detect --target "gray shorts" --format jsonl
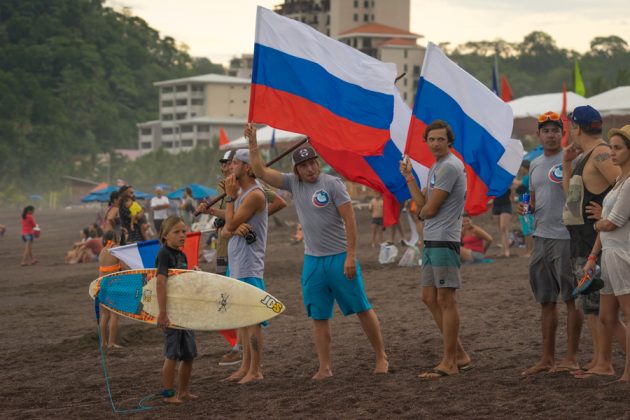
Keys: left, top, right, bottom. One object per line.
{"left": 421, "top": 241, "right": 461, "bottom": 289}
{"left": 529, "top": 237, "right": 574, "bottom": 304}
{"left": 164, "top": 328, "right": 197, "bottom": 361}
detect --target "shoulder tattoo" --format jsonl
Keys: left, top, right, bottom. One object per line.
{"left": 594, "top": 152, "right": 610, "bottom": 163}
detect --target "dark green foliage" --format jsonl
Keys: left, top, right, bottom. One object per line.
{"left": 0, "top": 0, "right": 224, "bottom": 191}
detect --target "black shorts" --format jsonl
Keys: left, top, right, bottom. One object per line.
{"left": 492, "top": 202, "right": 512, "bottom": 215}
{"left": 371, "top": 217, "right": 383, "bottom": 226}
{"left": 164, "top": 328, "right": 197, "bottom": 361}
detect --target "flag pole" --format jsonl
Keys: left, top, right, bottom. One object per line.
{"left": 195, "top": 136, "right": 309, "bottom": 214}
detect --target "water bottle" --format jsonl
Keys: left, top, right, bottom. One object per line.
{"left": 519, "top": 193, "right": 534, "bottom": 236}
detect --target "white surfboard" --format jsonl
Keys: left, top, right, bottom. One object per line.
{"left": 89, "top": 269, "right": 285, "bottom": 331}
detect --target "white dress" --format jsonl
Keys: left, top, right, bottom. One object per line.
{"left": 600, "top": 177, "right": 630, "bottom": 296}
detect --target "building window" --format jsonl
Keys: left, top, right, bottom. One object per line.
{"left": 181, "top": 126, "right": 193, "bottom": 133}
{"left": 161, "top": 86, "right": 173, "bottom": 94}
{"left": 364, "top": 0, "right": 369, "bottom": 7}
{"left": 162, "top": 128, "right": 173, "bottom": 135}
{"left": 230, "top": 99, "right": 234, "bottom": 103}
{"left": 198, "top": 125, "right": 210, "bottom": 132}
{"left": 175, "top": 85, "right": 187, "bottom": 92}
{"left": 191, "top": 98, "right": 203, "bottom": 106}
{"left": 161, "top": 100, "right": 173, "bottom": 107}
{"left": 404, "top": 49, "right": 408, "bottom": 59}
{"left": 404, "top": 63, "right": 408, "bottom": 72}
{"left": 363, "top": 14, "right": 368, "bottom": 22}
{"left": 404, "top": 92, "right": 407, "bottom": 101}
{"left": 191, "top": 85, "right": 203, "bottom": 92}
{"left": 403, "top": 78, "right": 407, "bottom": 86}
{"left": 353, "top": 0, "right": 358, "bottom": 7}
{"left": 141, "top": 128, "right": 152, "bottom": 135}
{"left": 175, "top": 99, "right": 187, "bottom": 106}
{"left": 413, "top": 65, "right": 421, "bottom": 76}
{"left": 162, "top": 141, "right": 173, "bottom": 148}
{"left": 197, "top": 139, "right": 209, "bottom": 147}
{"left": 353, "top": 13, "right": 358, "bottom": 21}
{"left": 162, "top": 114, "right": 173, "bottom": 121}
{"left": 371, "top": 14, "right": 374, "bottom": 21}
{"left": 182, "top": 140, "right": 193, "bottom": 147}
{"left": 176, "top": 113, "right": 186, "bottom": 120}
{"left": 141, "top": 142, "right": 152, "bottom": 149}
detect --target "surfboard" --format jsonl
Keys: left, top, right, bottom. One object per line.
{"left": 89, "top": 269, "right": 285, "bottom": 331}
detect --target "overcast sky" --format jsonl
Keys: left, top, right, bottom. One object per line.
{"left": 106, "top": 0, "right": 629, "bottom": 65}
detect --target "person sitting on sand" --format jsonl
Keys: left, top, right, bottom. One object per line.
{"left": 98, "top": 231, "right": 126, "bottom": 350}
{"left": 460, "top": 214, "right": 493, "bottom": 264}
{"left": 520, "top": 111, "right": 582, "bottom": 375}
{"left": 65, "top": 227, "right": 102, "bottom": 264}
{"left": 246, "top": 124, "right": 388, "bottom": 379}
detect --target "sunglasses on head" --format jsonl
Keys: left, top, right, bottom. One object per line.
{"left": 538, "top": 112, "right": 561, "bottom": 123}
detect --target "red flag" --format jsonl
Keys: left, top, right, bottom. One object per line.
{"left": 219, "top": 127, "right": 230, "bottom": 146}
{"left": 182, "top": 231, "right": 201, "bottom": 268}
{"left": 500, "top": 75, "right": 513, "bottom": 102}
{"left": 561, "top": 82, "right": 570, "bottom": 147}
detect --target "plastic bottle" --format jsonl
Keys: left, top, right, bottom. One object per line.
{"left": 519, "top": 193, "right": 534, "bottom": 236}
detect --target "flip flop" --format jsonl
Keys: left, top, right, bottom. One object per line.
{"left": 419, "top": 369, "right": 452, "bottom": 379}
{"left": 458, "top": 364, "right": 474, "bottom": 372}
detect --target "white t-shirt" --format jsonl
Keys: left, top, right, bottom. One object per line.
{"left": 150, "top": 196, "right": 170, "bottom": 220}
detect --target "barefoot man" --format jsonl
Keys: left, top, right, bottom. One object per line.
{"left": 401, "top": 120, "right": 471, "bottom": 378}
{"left": 245, "top": 124, "right": 388, "bottom": 379}
{"left": 521, "top": 111, "right": 583, "bottom": 375}
{"left": 221, "top": 149, "right": 269, "bottom": 384}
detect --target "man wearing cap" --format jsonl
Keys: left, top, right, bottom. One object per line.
{"left": 150, "top": 187, "right": 170, "bottom": 234}
{"left": 218, "top": 148, "right": 269, "bottom": 384}
{"left": 245, "top": 124, "right": 388, "bottom": 379}
{"left": 521, "top": 111, "right": 582, "bottom": 375}
{"left": 198, "top": 149, "right": 286, "bottom": 367}
{"left": 562, "top": 105, "right": 624, "bottom": 377}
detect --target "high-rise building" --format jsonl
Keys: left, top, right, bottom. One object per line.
{"left": 137, "top": 74, "right": 250, "bottom": 155}
{"left": 275, "top": 0, "right": 424, "bottom": 106}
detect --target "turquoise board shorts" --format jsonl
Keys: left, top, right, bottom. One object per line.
{"left": 301, "top": 252, "right": 372, "bottom": 320}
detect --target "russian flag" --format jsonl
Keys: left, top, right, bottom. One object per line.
{"left": 249, "top": 6, "right": 397, "bottom": 156}
{"left": 313, "top": 90, "right": 429, "bottom": 226}
{"left": 405, "top": 43, "right": 523, "bottom": 215}
{"left": 109, "top": 232, "right": 201, "bottom": 269}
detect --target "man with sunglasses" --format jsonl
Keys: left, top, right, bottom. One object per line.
{"left": 562, "top": 105, "right": 624, "bottom": 377}
{"left": 521, "top": 111, "right": 583, "bottom": 375}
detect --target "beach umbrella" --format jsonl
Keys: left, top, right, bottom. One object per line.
{"left": 167, "top": 184, "right": 218, "bottom": 200}
{"left": 81, "top": 193, "right": 111, "bottom": 203}
{"left": 523, "top": 145, "right": 543, "bottom": 163}
{"left": 154, "top": 183, "right": 172, "bottom": 191}
{"left": 134, "top": 190, "right": 153, "bottom": 200}
{"left": 90, "top": 185, "right": 118, "bottom": 196}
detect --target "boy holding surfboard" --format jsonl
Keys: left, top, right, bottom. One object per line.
{"left": 156, "top": 216, "right": 198, "bottom": 403}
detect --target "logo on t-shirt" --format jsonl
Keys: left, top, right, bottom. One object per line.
{"left": 429, "top": 173, "right": 436, "bottom": 188}
{"left": 548, "top": 163, "right": 563, "bottom": 183}
{"left": 312, "top": 189, "right": 330, "bottom": 207}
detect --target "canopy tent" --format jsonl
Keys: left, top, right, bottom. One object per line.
{"left": 81, "top": 185, "right": 152, "bottom": 202}
{"left": 588, "top": 86, "right": 630, "bottom": 116}
{"left": 221, "top": 125, "right": 306, "bottom": 150}
{"left": 509, "top": 92, "right": 589, "bottom": 118}
{"left": 167, "top": 184, "right": 218, "bottom": 200}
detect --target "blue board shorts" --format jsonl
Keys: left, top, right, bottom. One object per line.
{"left": 301, "top": 252, "right": 371, "bottom": 320}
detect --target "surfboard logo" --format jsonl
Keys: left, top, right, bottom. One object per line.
{"left": 142, "top": 290, "right": 152, "bottom": 303}
{"left": 261, "top": 294, "right": 283, "bottom": 313}
{"left": 312, "top": 189, "right": 330, "bottom": 207}
{"left": 218, "top": 293, "right": 229, "bottom": 312}
{"left": 548, "top": 163, "right": 563, "bottom": 183}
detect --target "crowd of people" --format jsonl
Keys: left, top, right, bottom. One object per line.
{"left": 13, "top": 108, "right": 630, "bottom": 403}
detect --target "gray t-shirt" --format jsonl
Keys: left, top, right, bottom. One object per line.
{"left": 529, "top": 152, "right": 570, "bottom": 240}
{"left": 281, "top": 173, "right": 351, "bottom": 256}
{"left": 423, "top": 153, "right": 467, "bottom": 242}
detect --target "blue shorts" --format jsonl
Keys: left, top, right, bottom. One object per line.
{"left": 301, "top": 252, "right": 372, "bottom": 320}
{"left": 22, "top": 234, "right": 34, "bottom": 242}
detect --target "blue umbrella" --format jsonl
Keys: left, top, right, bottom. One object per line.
{"left": 90, "top": 185, "right": 119, "bottom": 196}
{"left": 134, "top": 190, "right": 153, "bottom": 200}
{"left": 523, "top": 145, "right": 543, "bottom": 163}
{"left": 29, "top": 194, "right": 44, "bottom": 201}
{"left": 167, "top": 183, "right": 218, "bottom": 200}
{"left": 81, "top": 193, "right": 111, "bottom": 203}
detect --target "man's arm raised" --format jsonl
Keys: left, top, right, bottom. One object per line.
{"left": 245, "top": 124, "right": 285, "bottom": 189}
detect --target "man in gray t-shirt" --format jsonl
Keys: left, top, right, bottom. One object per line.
{"left": 245, "top": 124, "right": 388, "bottom": 379}
{"left": 519, "top": 112, "right": 581, "bottom": 376}
{"left": 401, "top": 120, "right": 470, "bottom": 378}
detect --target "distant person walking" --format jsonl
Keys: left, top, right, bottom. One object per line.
{"left": 368, "top": 195, "right": 384, "bottom": 247}
{"left": 180, "top": 187, "right": 196, "bottom": 228}
{"left": 20, "top": 205, "right": 38, "bottom": 266}
{"left": 103, "top": 191, "right": 121, "bottom": 235}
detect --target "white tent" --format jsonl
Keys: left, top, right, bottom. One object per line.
{"left": 588, "top": 86, "right": 630, "bottom": 116}
{"left": 220, "top": 125, "right": 306, "bottom": 150}
{"left": 509, "top": 92, "right": 589, "bottom": 118}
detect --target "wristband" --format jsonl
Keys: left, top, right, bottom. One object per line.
{"left": 405, "top": 177, "right": 415, "bottom": 183}
{"left": 587, "top": 254, "right": 597, "bottom": 262}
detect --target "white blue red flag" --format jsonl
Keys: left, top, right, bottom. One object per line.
{"left": 249, "top": 6, "right": 397, "bottom": 156}
{"left": 405, "top": 43, "right": 523, "bottom": 215}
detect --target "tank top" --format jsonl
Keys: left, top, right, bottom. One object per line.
{"left": 227, "top": 184, "right": 268, "bottom": 279}
{"left": 462, "top": 235, "right": 485, "bottom": 253}
{"left": 564, "top": 145, "right": 612, "bottom": 258}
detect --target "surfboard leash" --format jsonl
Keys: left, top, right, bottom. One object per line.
{"left": 94, "top": 297, "right": 158, "bottom": 414}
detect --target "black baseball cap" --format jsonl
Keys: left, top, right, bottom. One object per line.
{"left": 219, "top": 150, "right": 236, "bottom": 163}
{"left": 292, "top": 145, "right": 318, "bottom": 166}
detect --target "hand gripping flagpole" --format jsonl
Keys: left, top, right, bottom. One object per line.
{"left": 194, "top": 136, "right": 309, "bottom": 216}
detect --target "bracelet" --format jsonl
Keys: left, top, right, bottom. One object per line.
{"left": 405, "top": 177, "right": 415, "bottom": 183}
{"left": 587, "top": 254, "right": 597, "bottom": 262}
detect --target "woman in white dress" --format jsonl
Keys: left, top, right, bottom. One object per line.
{"left": 584, "top": 125, "right": 630, "bottom": 381}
